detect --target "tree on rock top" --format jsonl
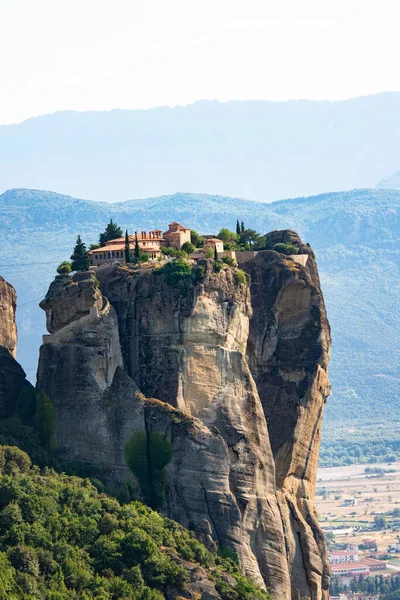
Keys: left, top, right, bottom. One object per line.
{"left": 70, "top": 235, "right": 90, "bottom": 271}
{"left": 99, "top": 219, "right": 122, "bottom": 246}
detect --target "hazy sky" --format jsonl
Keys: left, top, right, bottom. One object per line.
{"left": 1, "top": 0, "right": 400, "bottom": 124}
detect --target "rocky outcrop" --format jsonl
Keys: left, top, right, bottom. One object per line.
{"left": 37, "top": 272, "right": 123, "bottom": 467}
{"left": 0, "top": 275, "right": 17, "bottom": 357}
{"left": 37, "top": 233, "right": 331, "bottom": 600}
{"left": 0, "top": 275, "right": 34, "bottom": 418}
{"left": 238, "top": 231, "right": 331, "bottom": 599}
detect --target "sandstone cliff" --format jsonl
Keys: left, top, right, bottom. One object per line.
{"left": 37, "top": 233, "right": 331, "bottom": 600}
{"left": 0, "top": 275, "right": 17, "bottom": 357}
{"left": 0, "top": 275, "right": 34, "bottom": 419}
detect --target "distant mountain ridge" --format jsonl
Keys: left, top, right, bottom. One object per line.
{"left": 3, "top": 93, "right": 400, "bottom": 202}
{"left": 1, "top": 186, "right": 400, "bottom": 432}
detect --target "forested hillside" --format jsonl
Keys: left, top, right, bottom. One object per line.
{"left": 0, "top": 446, "right": 267, "bottom": 599}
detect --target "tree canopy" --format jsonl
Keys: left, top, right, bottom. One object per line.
{"left": 99, "top": 219, "right": 123, "bottom": 246}
{"left": 0, "top": 445, "right": 269, "bottom": 600}
{"left": 70, "top": 236, "right": 90, "bottom": 272}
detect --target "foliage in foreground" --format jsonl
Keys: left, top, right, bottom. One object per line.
{"left": 0, "top": 446, "right": 269, "bottom": 600}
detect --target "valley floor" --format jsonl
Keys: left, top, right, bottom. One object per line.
{"left": 316, "top": 460, "right": 400, "bottom": 561}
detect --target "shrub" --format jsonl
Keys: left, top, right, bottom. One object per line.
{"left": 205, "top": 249, "right": 214, "bottom": 259}
{"left": 222, "top": 256, "right": 236, "bottom": 267}
{"left": 193, "top": 264, "right": 206, "bottom": 282}
{"left": 155, "top": 259, "right": 192, "bottom": 286}
{"left": 214, "top": 261, "right": 223, "bottom": 272}
{"left": 56, "top": 261, "right": 72, "bottom": 276}
{"left": 0, "top": 446, "right": 31, "bottom": 476}
{"left": 161, "top": 246, "right": 178, "bottom": 257}
{"left": 233, "top": 269, "right": 247, "bottom": 285}
{"left": 181, "top": 241, "right": 196, "bottom": 255}
{"left": 140, "top": 252, "right": 149, "bottom": 263}
{"left": 272, "top": 242, "right": 299, "bottom": 255}
{"left": 9, "top": 545, "right": 40, "bottom": 577}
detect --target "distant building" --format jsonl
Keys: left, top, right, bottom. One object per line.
{"left": 163, "top": 222, "right": 191, "bottom": 249}
{"left": 89, "top": 222, "right": 191, "bottom": 265}
{"left": 330, "top": 562, "right": 370, "bottom": 577}
{"left": 203, "top": 238, "right": 224, "bottom": 256}
{"left": 329, "top": 550, "right": 360, "bottom": 564}
{"left": 362, "top": 539, "right": 377, "bottom": 549}
{"left": 362, "top": 558, "right": 387, "bottom": 571}
{"left": 343, "top": 498, "right": 358, "bottom": 506}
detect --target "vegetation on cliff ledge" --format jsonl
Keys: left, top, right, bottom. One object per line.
{"left": 0, "top": 446, "right": 270, "bottom": 600}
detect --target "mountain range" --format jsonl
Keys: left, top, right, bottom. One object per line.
{"left": 3, "top": 93, "right": 400, "bottom": 202}
{"left": 1, "top": 186, "right": 400, "bottom": 436}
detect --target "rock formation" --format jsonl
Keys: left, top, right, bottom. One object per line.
{"left": 0, "top": 275, "right": 17, "bottom": 357}
{"left": 0, "top": 276, "right": 34, "bottom": 419}
{"left": 37, "top": 232, "right": 331, "bottom": 600}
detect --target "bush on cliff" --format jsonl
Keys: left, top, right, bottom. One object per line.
{"left": 155, "top": 259, "right": 192, "bottom": 285}
{"left": 0, "top": 446, "right": 270, "bottom": 600}
{"left": 233, "top": 269, "right": 248, "bottom": 285}
{"left": 272, "top": 242, "right": 299, "bottom": 255}
{"left": 56, "top": 261, "right": 72, "bottom": 276}
{"left": 124, "top": 432, "right": 173, "bottom": 509}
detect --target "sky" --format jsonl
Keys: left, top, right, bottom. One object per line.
{"left": 1, "top": 0, "right": 400, "bottom": 124}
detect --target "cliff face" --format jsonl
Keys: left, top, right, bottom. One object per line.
{"left": 37, "top": 234, "right": 331, "bottom": 600}
{"left": 0, "top": 275, "right": 17, "bottom": 358}
{"left": 238, "top": 231, "right": 331, "bottom": 598}
{"left": 0, "top": 275, "right": 34, "bottom": 419}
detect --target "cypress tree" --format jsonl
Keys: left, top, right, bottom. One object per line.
{"left": 35, "top": 390, "right": 56, "bottom": 452}
{"left": 70, "top": 235, "right": 90, "bottom": 271}
{"left": 236, "top": 220, "right": 241, "bottom": 236}
{"left": 134, "top": 234, "right": 141, "bottom": 262}
{"left": 99, "top": 219, "right": 123, "bottom": 246}
{"left": 124, "top": 230, "right": 130, "bottom": 264}
{"left": 214, "top": 246, "right": 218, "bottom": 261}
{"left": 241, "top": 221, "right": 245, "bottom": 233}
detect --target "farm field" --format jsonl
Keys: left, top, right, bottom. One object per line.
{"left": 316, "top": 461, "right": 400, "bottom": 558}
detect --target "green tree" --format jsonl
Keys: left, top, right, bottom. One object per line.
{"left": 124, "top": 431, "right": 173, "bottom": 509}
{"left": 70, "top": 236, "right": 90, "bottom": 272}
{"left": 124, "top": 230, "right": 130, "bottom": 264}
{"left": 190, "top": 230, "right": 203, "bottom": 248}
{"left": 214, "top": 246, "right": 218, "bottom": 261}
{"left": 134, "top": 235, "right": 141, "bottom": 262}
{"left": 35, "top": 391, "right": 56, "bottom": 453}
{"left": 181, "top": 241, "right": 196, "bottom": 255}
{"left": 241, "top": 221, "right": 245, "bottom": 233}
{"left": 99, "top": 219, "right": 123, "bottom": 246}
{"left": 374, "top": 515, "right": 387, "bottom": 529}
{"left": 240, "top": 228, "right": 261, "bottom": 250}
{"left": 17, "top": 387, "right": 36, "bottom": 427}
{"left": 236, "top": 220, "right": 241, "bottom": 236}
{"left": 56, "top": 261, "right": 72, "bottom": 276}
{"left": 217, "top": 228, "right": 237, "bottom": 243}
